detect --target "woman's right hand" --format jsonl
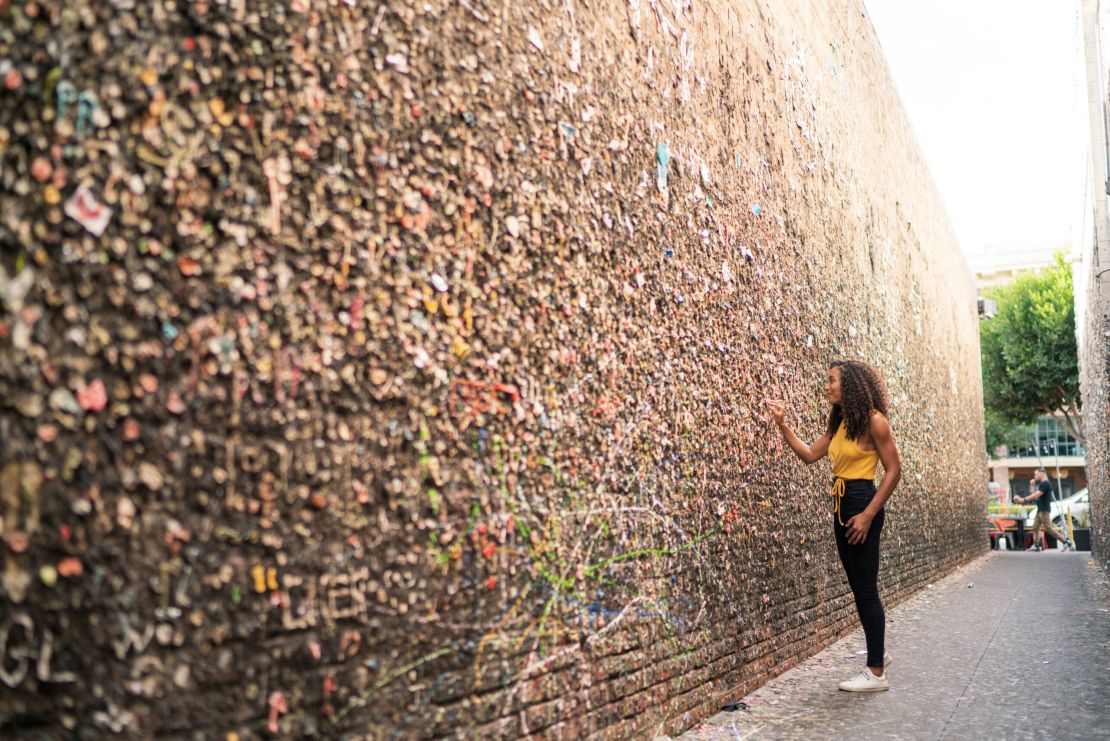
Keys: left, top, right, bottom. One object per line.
{"left": 763, "top": 399, "right": 786, "bottom": 425}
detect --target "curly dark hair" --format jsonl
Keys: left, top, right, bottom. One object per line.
{"left": 825, "top": 360, "right": 889, "bottom": 440}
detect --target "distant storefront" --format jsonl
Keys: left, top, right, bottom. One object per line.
{"left": 987, "top": 415, "right": 1087, "bottom": 502}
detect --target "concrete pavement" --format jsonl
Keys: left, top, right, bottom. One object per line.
{"left": 680, "top": 551, "right": 1110, "bottom": 741}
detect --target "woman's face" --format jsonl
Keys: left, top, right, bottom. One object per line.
{"left": 826, "top": 365, "right": 842, "bottom": 406}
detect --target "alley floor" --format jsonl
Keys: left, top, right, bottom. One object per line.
{"left": 679, "top": 551, "right": 1110, "bottom": 741}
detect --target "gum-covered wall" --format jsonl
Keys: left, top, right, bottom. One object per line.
{"left": 1080, "top": 275, "right": 1109, "bottom": 568}
{"left": 0, "top": 0, "right": 987, "bottom": 736}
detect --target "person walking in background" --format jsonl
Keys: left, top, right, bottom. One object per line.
{"left": 764, "top": 359, "right": 901, "bottom": 692}
{"left": 1016, "top": 468, "right": 1072, "bottom": 551}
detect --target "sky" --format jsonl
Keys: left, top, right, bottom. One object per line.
{"left": 862, "top": 0, "right": 1083, "bottom": 268}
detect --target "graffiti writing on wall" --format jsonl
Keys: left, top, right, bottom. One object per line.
{"left": 0, "top": 613, "right": 76, "bottom": 688}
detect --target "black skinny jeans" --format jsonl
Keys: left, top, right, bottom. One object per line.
{"left": 833, "top": 479, "right": 885, "bottom": 669}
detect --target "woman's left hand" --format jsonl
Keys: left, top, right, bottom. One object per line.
{"left": 844, "top": 512, "right": 873, "bottom": 545}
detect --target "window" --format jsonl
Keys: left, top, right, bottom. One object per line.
{"left": 1008, "top": 476, "right": 1076, "bottom": 501}
{"left": 1008, "top": 416, "right": 1085, "bottom": 458}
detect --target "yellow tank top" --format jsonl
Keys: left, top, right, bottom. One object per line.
{"left": 829, "top": 421, "right": 880, "bottom": 480}
{"left": 828, "top": 413, "right": 882, "bottom": 525}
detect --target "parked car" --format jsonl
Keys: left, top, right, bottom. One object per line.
{"left": 1023, "top": 488, "right": 1089, "bottom": 529}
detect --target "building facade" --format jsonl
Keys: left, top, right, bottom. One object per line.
{"left": 986, "top": 413, "right": 1088, "bottom": 503}
{"left": 973, "top": 248, "right": 1088, "bottom": 505}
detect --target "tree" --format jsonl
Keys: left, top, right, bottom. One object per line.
{"left": 979, "top": 252, "right": 1082, "bottom": 442}
{"left": 983, "top": 408, "right": 1033, "bottom": 458}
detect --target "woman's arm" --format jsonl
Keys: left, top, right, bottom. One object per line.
{"left": 763, "top": 400, "right": 830, "bottom": 464}
{"left": 845, "top": 412, "right": 901, "bottom": 544}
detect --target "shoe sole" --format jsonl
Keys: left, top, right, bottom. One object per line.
{"left": 838, "top": 685, "right": 889, "bottom": 692}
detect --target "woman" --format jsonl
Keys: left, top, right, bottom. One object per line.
{"left": 763, "top": 360, "right": 901, "bottom": 692}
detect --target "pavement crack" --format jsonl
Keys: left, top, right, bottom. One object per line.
{"left": 937, "top": 585, "right": 1017, "bottom": 739}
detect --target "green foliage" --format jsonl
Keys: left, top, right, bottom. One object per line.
{"left": 987, "top": 502, "right": 1033, "bottom": 517}
{"left": 980, "top": 253, "right": 1082, "bottom": 440}
{"left": 983, "top": 409, "right": 1032, "bottom": 457}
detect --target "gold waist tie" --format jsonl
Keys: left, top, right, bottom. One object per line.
{"left": 831, "top": 477, "right": 846, "bottom": 526}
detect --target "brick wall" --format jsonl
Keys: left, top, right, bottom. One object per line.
{"left": 0, "top": 0, "right": 987, "bottom": 736}
{"left": 1080, "top": 274, "right": 1109, "bottom": 568}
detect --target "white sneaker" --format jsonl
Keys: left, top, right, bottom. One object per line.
{"left": 838, "top": 667, "right": 889, "bottom": 692}
{"left": 884, "top": 651, "right": 892, "bottom": 667}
